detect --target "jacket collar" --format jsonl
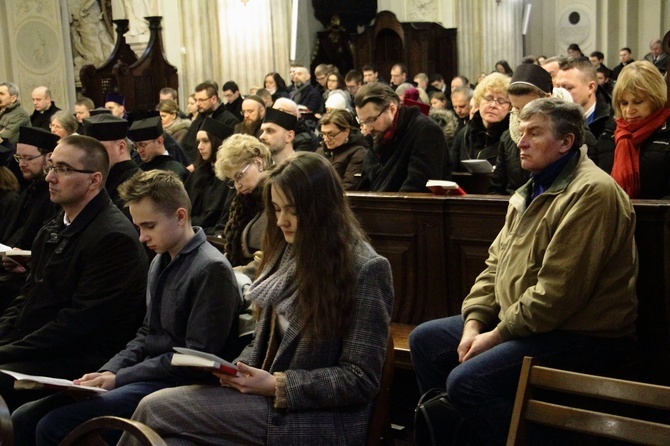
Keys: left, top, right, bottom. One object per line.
{"left": 49, "top": 188, "right": 113, "bottom": 239}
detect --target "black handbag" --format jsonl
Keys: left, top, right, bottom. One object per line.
{"left": 414, "top": 388, "right": 478, "bottom": 446}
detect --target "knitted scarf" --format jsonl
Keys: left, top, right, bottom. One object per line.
{"left": 612, "top": 108, "right": 670, "bottom": 198}
{"left": 247, "top": 243, "right": 299, "bottom": 319}
{"left": 223, "top": 183, "right": 264, "bottom": 266}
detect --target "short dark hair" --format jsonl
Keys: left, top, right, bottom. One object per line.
{"left": 60, "top": 134, "right": 110, "bottom": 186}
{"left": 589, "top": 51, "right": 605, "bottom": 60}
{"left": 392, "top": 63, "right": 408, "bottom": 74}
{"left": 222, "top": 81, "right": 239, "bottom": 93}
{"left": 354, "top": 82, "right": 399, "bottom": 109}
{"left": 361, "top": 63, "right": 377, "bottom": 73}
{"left": 620, "top": 47, "right": 632, "bottom": 54}
{"left": 560, "top": 56, "right": 597, "bottom": 82}
{"left": 344, "top": 70, "right": 362, "bottom": 84}
{"left": 596, "top": 65, "right": 612, "bottom": 78}
{"left": 195, "top": 81, "right": 219, "bottom": 99}
{"left": 520, "top": 98, "right": 585, "bottom": 150}
{"left": 119, "top": 170, "right": 191, "bottom": 218}
{"left": 429, "top": 73, "right": 444, "bottom": 83}
{"left": 159, "top": 88, "right": 178, "bottom": 100}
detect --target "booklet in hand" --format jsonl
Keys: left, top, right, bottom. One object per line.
{"left": 461, "top": 159, "right": 494, "bottom": 174}
{"left": 171, "top": 347, "right": 239, "bottom": 376}
{"left": 0, "top": 370, "right": 107, "bottom": 394}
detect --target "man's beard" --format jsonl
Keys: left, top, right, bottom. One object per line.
{"left": 239, "top": 118, "right": 261, "bottom": 135}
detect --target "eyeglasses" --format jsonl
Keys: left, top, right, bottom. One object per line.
{"left": 356, "top": 105, "right": 389, "bottom": 126}
{"left": 44, "top": 164, "right": 96, "bottom": 176}
{"left": 227, "top": 163, "right": 251, "bottom": 189}
{"left": 195, "top": 96, "right": 213, "bottom": 103}
{"left": 481, "top": 96, "right": 510, "bottom": 107}
{"left": 13, "top": 153, "right": 44, "bottom": 163}
{"left": 321, "top": 130, "right": 342, "bottom": 140}
{"left": 134, "top": 140, "right": 155, "bottom": 150}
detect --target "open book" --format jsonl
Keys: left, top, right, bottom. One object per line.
{"left": 0, "top": 243, "right": 31, "bottom": 268}
{"left": 426, "top": 180, "right": 466, "bottom": 196}
{"left": 461, "top": 159, "right": 494, "bottom": 174}
{"left": 0, "top": 370, "right": 107, "bottom": 394}
{"left": 171, "top": 347, "right": 239, "bottom": 376}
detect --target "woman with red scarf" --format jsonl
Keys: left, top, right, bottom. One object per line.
{"left": 595, "top": 60, "right": 670, "bottom": 198}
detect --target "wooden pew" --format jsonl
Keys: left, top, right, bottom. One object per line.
{"left": 348, "top": 192, "right": 670, "bottom": 382}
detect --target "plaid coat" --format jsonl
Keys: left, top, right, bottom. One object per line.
{"left": 237, "top": 241, "right": 394, "bottom": 445}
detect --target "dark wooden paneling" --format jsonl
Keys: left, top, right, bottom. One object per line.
{"left": 349, "top": 192, "right": 670, "bottom": 374}
{"left": 352, "top": 11, "right": 458, "bottom": 82}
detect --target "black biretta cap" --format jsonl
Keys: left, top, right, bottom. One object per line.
{"left": 127, "top": 116, "right": 163, "bottom": 142}
{"left": 263, "top": 107, "right": 297, "bottom": 132}
{"left": 83, "top": 114, "right": 129, "bottom": 141}
{"left": 199, "top": 117, "right": 234, "bottom": 141}
{"left": 18, "top": 126, "right": 59, "bottom": 152}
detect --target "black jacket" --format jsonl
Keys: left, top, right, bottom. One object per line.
{"left": 30, "top": 102, "right": 60, "bottom": 131}
{"left": 0, "top": 180, "right": 59, "bottom": 250}
{"left": 358, "top": 105, "right": 446, "bottom": 192}
{"left": 0, "top": 189, "right": 147, "bottom": 377}
{"left": 594, "top": 117, "right": 670, "bottom": 199}
{"left": 450, "top": 111, "right": 509, "bottom": 172}
{"left": 182, "top": 105, "right": 239, "bottom": 162}
{"left": 107, "top": 160, "right": 141, "bottom": 212}
{"left": 140, "top": 155, "right": 189, "bottom": 182}
{"left": 184, "top": 163, "right": 231, "bottom": 235}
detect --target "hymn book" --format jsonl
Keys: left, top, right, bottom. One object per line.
{"left": 171, "top": 347, "right": 239, "bottom": 376}
{"left": 461, "top": 159, "right": 495, "bottom": 174}
{"left": 426, "top": 180, "right": 466, "bottom": 196}
{"left": 0, "top": 370, "right": 107, "bottom": 394}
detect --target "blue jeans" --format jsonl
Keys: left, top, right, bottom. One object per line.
{"left": 409, "top": 316, "right": 636, "bottom": 445}
{"left": 12, "top": 381, "right": 172, "bottom": 446}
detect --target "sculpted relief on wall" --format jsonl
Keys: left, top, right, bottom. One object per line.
{"left": 68, "top": 0, "right": 115, "bottom": 83}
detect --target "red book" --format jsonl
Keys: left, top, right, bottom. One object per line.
{"left": 171, "top": 347, "right": 239, "bottom": 376}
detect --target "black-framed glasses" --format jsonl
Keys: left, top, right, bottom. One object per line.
{"left": 134, "top": 140, "right": 155, "bottom": 150}
{"left": 13, "top": 153, "right": 44, "bottom": 163}
{"left": 356, "top": 104, "right": 389, "bottom": 126}
{"left": 227, "top": 163, "right": 251, "bottom": 189}
{"left": 44, "top": 164, "right": 96, "bottom": 176}
{"left": 321, "top": 130, "right": 343, "bottom": 140}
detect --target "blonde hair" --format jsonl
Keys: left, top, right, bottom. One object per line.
{"left": 215, "top": 134, "right": 272, "bottom": 180}
{"left": 473, "top": 73, "right": 511, "bottom": 103}
{"left": 612, "top": 60, "right": 668, "bottom": 119}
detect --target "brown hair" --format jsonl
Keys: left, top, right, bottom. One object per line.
{"left": 259, "top": 152, "right": 367, "bottom": 339}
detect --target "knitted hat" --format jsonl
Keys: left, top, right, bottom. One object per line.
{"left": 510, "top": 64, "right": 553, "bottom": 94}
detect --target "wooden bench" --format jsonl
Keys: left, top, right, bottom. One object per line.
{"left": 349, "top": 192, "right": 670, "bottom": 383}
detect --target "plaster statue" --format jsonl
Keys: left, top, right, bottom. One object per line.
{"left": 69, "top": 0, "right": 114, "bottom": 81}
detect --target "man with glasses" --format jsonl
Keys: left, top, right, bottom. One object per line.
{"left": 0, "top": 134, "right": 148, "bottom": 412}
{"left": 128, "top": 117, "right": 188, "bottom": 182}
{"left": 0, "top": 126, "right": 59, "bottom": 251}
{"left": 0, "top": 126, "right": 60, "bottom": 309}
{"left": 181, "top": 81, "right": 240, "bottom": 165}
{"left": 354, "top": 82, "right": 446, "bottom": 191}
{"left": 344, "top": 70, "right": 363, "bottom": 97}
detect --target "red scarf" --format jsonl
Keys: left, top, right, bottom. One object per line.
{"left": 611, "top": 108, "right": 670, "bottom": 198}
